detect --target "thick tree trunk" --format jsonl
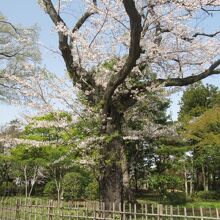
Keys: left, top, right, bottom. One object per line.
{"left": 99, "top": 137, "right": 134, "bottom": 204}
{"left": 99, "top": 106, "right": 131, "bottom": 203}
{"left": 121, "top": 145, "right": 135, "bottom": 202}
{"left": 195, "top": 170, "right": 203, "bottom": 191}
{"left": 99, "top": 137, "right": 123, "bottom": 203}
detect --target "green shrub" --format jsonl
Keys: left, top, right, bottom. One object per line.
{"left": 149, "top": 174, "right": 182, "bottom": 195}
{"left": 84, "top": 179, "right": 99, "bottom": 200}
{"left": 43, "top": 181, "right": 57, "bottom": 199}
{"left": 166, "top": 192, "right": 187, "bottom": 205}
{"left": 0, "top": 182, "right": 17, "bottom": 196}
{"left": 194, "top": 191, "right": 220, "bottom": 201}
{"left": 63, "top": 172, "right": 87, "bottom": 200}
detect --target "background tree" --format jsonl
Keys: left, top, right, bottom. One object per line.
{"left": 183, "top": 106, "right": 220, "bottom": 192}
{"left": 179, "top": 83, "right": 220, "bottom": 122}
{"left": 10, "top": 145, "right": 47, "bottom": 197}
{"left": 122, "top": 89, "right": 172, "bottom": 195}
{"left": 0, "top": 12, "right": 40, "bottom": 101}
{"left": 0, "top": 120, "right": 22, "bottom": 196}
{"left": 5, "top": 111, "right": 100, "bottom": 200}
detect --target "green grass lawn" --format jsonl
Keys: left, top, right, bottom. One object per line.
{"left": 185, "top": 200, "right": 220, "bottom": 208}
{"left": 137, "top": 193, "right": 220, "bottom": 208}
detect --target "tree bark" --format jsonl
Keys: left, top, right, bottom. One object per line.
{"left": 99, "top": 137, "right": 123, "bottom": 203}
{"left": 184, "top": 166, "right": 188, "bottom": 196}
{"left": 28, "top": 166, "right": 39, "bottom": 197}
{"left": 99, "top": 106, "right": 131, "bottom": 204}
{"left": 202, "top": 166, "right": 208, "bottom": 192}
{"left": 121, "top": 145, "right": 135, "bottom": 202}
{"left": 190, "top": 172, "right": 193, "bottom": 195}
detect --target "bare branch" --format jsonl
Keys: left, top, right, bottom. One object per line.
{"left": 0, "top": 52, "right": 19, "bottom": 58}
{"left": 89, "top": 10, "right": 108, "bottom": 48}
{"left": 193, "top": 31, "right": 220, "bottom": 38}
{"left": 57, "top": 0, "right": 61, "bottom": 15}
{"left": 112, "top": 17, "right": 129, "bottom": 30}
{"left": 72, "top": 11, "right": 96, "bottom": 34}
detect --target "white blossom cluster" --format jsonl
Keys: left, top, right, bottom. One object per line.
{"left": 76, "top": 136, "right": 105, "bottom": 151}
{"left": 54, "top": 0, "right": 220, "bottom": 82}
{"left": 0, "top": 137, "right": 51, "bottom": 148}
{"left": 3, "top": 66, "right": 81, "bottom": 116}
{"left": 26, "top": 115, "right": 79, "bottom": 129}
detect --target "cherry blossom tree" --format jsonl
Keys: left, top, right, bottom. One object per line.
{"left": 38, "top": 0, "right": 220, "bottom": 203}
{"left": 0, "top": 12, "right": 40, "bottom": 101}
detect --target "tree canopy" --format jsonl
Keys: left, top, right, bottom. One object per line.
{"left": 179, "top": 83, "right": 220, "bottom": 121}
{"left": 0, "top": 12, "right": 40, "bottom": 101}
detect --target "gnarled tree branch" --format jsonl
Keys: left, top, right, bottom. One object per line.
{"left": 42, "top": 0, "right": 74, "bottom": 75}
{"left": 103, "top": 0, "right": 142, "bottom": 115}
{"left": 72, "top": 11, "right": 96, "bottom": 34}
{"left": 156, "top": 59, "right": 220, "bottom": 87}
{"left": 42, "top": 0, "right": 102, "bottom": 103}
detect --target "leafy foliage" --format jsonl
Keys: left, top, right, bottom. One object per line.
{"left": 63, "top": 172, "right": 88, "bottom": 200}
{"left": 166, "top": 192, "right": 187, "bottom": 205}
{"left": 179, "top": 83, "right": 220, "bottom": 122}
{"left": 194, "top": 191, "right": 220, "bottom": 201}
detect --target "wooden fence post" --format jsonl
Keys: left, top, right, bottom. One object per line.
{"left": 15, "top": 199, "right": 20, "bottom": 220}
{"left": 123, "top": 202, "right": 126, "bottom": 220}
{"left": 184, "top": 207, "right": 187, "bottom": 220}
{"left": 60, "top": 201, "right": 64, "bottom": 220}
{"left": 129, "top": 203, "right": 132, "bottom": 220}
{"left": 209, "top": 207, "right": 212, "bottom": 217}
{"left": 134, "top": 203, "right": 137, "bottom": 220}
{"left": 200, "top": 207, "right": 203, "bottom": 220}
{"left": 159, "top": 204, "right": 163, "bottom": 220}
{"left": 141, "top": 203, "right": 144, "bottom": 220}
{"left": 0, "top": 199, "right": 3, "bottom": 219}
{"left": 157, "top": 204, "right": 162, "bottom": 220}
{"left": 177, "top": 206, "right": 180, "bottom": 216}
{"left": 47, "top": 200, "right": 53, "bottom": 220}
{"left": 76, "top": 201, "right": 79, "bottom": 220}
{"left": 93, "top": 201, "right": 96, "bottom": 220}
{"left": 34, "top": 199, "right": 37, "bottom": 220}
{"left": 192, "top": 206, "right": 195, "bottom": 217}
{"left": 85, "top": 202, "right": 88, "bottom": 220}
{"left": 151, "top": 204, "right": 154, "bottom": 215}
{"left": 216, "top": 208, "right": 219, "bottom": 219}
{"left": 165, "top": 205, "right": 168, "bottom": 215}
{"left": 113, "top": 202, "right": 115, "bottom": 220}
{"left": 145, "top": 204, "right": 148, "bottom": 220}
{"left": 157, "top": 204, "right": 159, "bottom": 220}
{"left": 170, "top": 205, "right": 173, "bottom": 220}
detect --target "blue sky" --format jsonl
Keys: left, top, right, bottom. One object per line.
{"left": 0, "top": 0, "right": 220, "bottom": 124}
